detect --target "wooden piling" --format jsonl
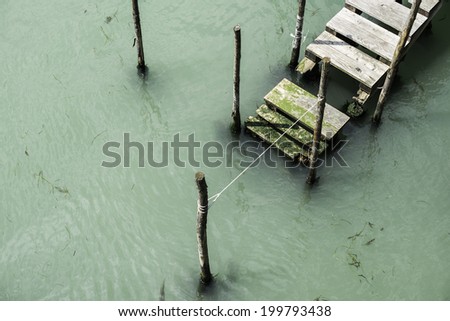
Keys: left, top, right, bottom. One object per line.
{"left": 195, "top": 172, "right": 212, "bottom": 285}
{"left": 231, "top": 25, "right": 242, "bottom": 134}
{"left": 306, "top": 57, "right": 330, "bottom": 185}
{"left": 131, "top": 0, "right": 147, "bottom": 74}
{"left": 372, "top": 0, "right": 422, "bottom": 124}
{"left": 289, "top": 0, "right": 307, "bottom": 69}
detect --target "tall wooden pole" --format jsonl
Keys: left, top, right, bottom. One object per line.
{"left": 132, "top": 0, "right": 146, "bottom": 74}
{"left": 289, "top": 0, "right": 307, "bottom": 69}
{"left": 372, "top": 0, "right": 422, "bottom": 124}
{"left": 195, "top": 172, "right": 212, "bottom": 285}
{"left": 306, "top": 57, "right": 330, "bottom": 185}
{"left": 231, "top": 25, "right": 242, "bottom": 134}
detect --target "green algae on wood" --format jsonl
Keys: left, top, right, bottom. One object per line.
{"left": 245, "top": 116, "right": 308, "bottom": 161}
{"left": 296, "top": 57, "right": 317, "bottom": 74}
{"left": 264, "top": 78, "right": 349, "bottom": 140}
{"left": 256, "top": 104, "right": 327, "bottom": 154}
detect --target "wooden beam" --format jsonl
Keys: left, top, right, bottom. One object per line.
{"left": 289, "top": 0, "right": 307, "bottom": 69}
{"left": 372, "top": 0, "right": 423, "bottom": 124}
{"left": 307, "top": 58, "right": 330, "bottom": 185}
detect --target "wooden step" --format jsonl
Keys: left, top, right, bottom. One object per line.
{"left": 244, "top": 116, "right": 308, "bottom": 161}
{"left": 345, "top": 0, "right": 427, "bottom": 36}
{"left": 408, "top": 0, "right": 442, "bottom": 17}
{"left": 256, "top": 104, "right": 328, "bottom": 154}
{"left": 296, "top": 56, "right": 317, "bottom": 74}
{"left": 326, "top": 8, "right": 399, "bottom": 62}
{"left": 304, "top": 31, "right": 389, "bottom": 91}
{"left": 263, "top": 78, "right": 350, "bottom": 140}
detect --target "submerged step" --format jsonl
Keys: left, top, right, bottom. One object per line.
{"left": 263, "top": 78, "right": 350, "bottom": 140}
{"left": 245, "top": 115, "right": 308, "bottom": 161}
{"left": 256, "top": 104, "right": 327, "bottom": 154}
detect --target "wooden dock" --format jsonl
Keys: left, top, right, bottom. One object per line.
{"left": 245, "top": 0, "right": 442, "bottom": 163}
{"left": 299, "top": 0, "right": 442, "bottom": 104}
{"left": 245, "top": 79, "right": 349, "bottom": 162}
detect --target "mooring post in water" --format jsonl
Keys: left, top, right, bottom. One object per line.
{"left": 306, "top": 57, "right": 330, "bottom": 185}
{"left": 131, "top": 0, "right": 146, "bottom": 74}
{"left": 372, "top": 0, "right": 422, "bottom": 124}
{"left": 195, "top": 172, "right": 212, "bottom": 285}
{"left": 289, "top": 0, "right": 307, "bottom": 69}
{"left": 231, "top": 25, "right": 242, "bottom": 134}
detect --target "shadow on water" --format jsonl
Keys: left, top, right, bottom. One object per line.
{"left": 135, "top": 77, "right": 170, "bottom": 134}
{"left": 356, "top": 125, "right": 380, "bottom": 186}
{"left": 159, "top": 279, "right": 165, "bottom": 301}
{"left": 295, "top": 183, "right": 313, "bottom": 210}
{"left": 196, "top": 263, "right": 242, "bottom": 300}
{"left": 235, "top": 181, "right": 250, "bottom": 216}
{"left": 137, "top": 65, "right": 149, "bottom": 80}
{"left": 197, "top": 278, "right": 219, "bottom": 300}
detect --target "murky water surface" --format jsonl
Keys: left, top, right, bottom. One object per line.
{"left": 1, "top": 0, "right": 449, "bottom": 300}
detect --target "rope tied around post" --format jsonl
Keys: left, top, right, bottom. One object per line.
{"left": 197, "top": 201, "right": 209, "bottom": 215}
{"left": 292, "top": 14, "right": 304, "bottom": 49}
{"left": 195, "top": 172, "right": 212, "bottom": 285}
{"left": 289, "top": 0, "right": 307, "bottom": 68}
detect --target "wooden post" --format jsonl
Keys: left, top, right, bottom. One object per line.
{"left": 306, "top": 57, "right": 330, "bottom": 185}
{"left": 372, "top": 0, "right": 422, "bottom": 124}
{"left": 131, "top": 0, "right": 147, "bottom": 74}
{"left": 231, "top": 25, "right": 242, "bottom": 134}
{"left": 289, "top": 0, "right": 307, "bottom": 69}
{"left": 195, "top": 172, "right": 212, "bottom": 285}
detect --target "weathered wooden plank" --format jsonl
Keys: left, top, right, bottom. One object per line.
{"left": 326, "top": 8, "right": 399, "bottom": 62}
{"left": 345, "top": 0, "right": 427, "bottom": 35}
{"left": 244, "top": 116, "right": 308, "bottom": 160}
{"left": 408, "top": 0, "right": 442, "bottom": 17}
{"left": 296, "top": 57, "right": 317, "bottom": 74}
{"left": 354, "top": 89, "right": 371, "bottom": 105}
{"left": 305, "top": 31, "right": 389, "bottom": 89}
{"left": 264, "top": 78, "right": 350, "bottom": 140}
{"left": 256, "top": 104, "right": 327, "bottom": 154}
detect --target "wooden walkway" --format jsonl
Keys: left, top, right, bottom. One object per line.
{"left": 245, "top": 0, "right": 442, "bottom": 162}
{"left": 299, "top": 0, "right": 442, "bottom": 104}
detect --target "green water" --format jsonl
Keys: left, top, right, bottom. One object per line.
{"left": 1, "top": 0, "right": 449, "bottom": 300}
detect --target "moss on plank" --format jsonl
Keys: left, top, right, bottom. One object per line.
{"left": 256, "top": 105, "right": 327, "bottom": 154}
{"left": 264, "top": 79, "right": 349, "bottom": 140}
{"left": 245, "top": 115, "right": 308, "bottom": 160}
{"left": 296, "top": 57, "right": 317, "bottom": 74}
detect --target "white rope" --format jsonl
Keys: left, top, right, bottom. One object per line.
{"left": 197, "top": 200, "right": 209, "bottom": 214}
{"left": 290, "top": 29, "right": 309, "bottom": 45}
{"left": 208, "top": 97, "right": 319, "bottom": 208}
